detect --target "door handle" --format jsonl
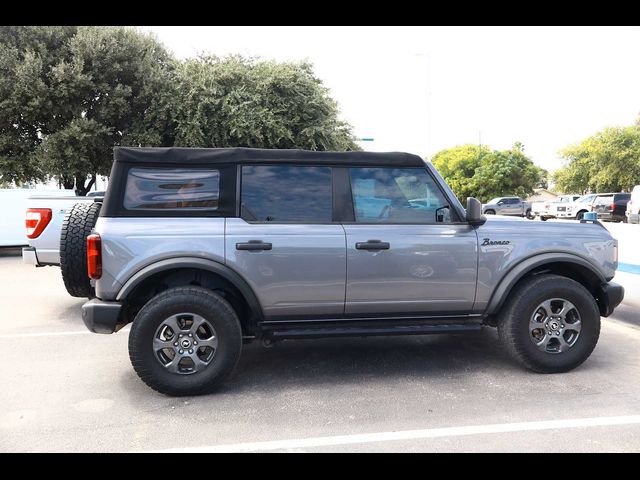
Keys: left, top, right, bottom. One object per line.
{"left": 355, "top": 240, "right": 390, "bottom": 250}
{"left": 236, "top": 240, "right": 272, "bottom": 251}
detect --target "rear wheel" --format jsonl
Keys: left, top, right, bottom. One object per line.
{"left": 128, "top": 287, "right": 243, "bottom": 396}
{"left": 525, "top": 209, "right": 534, "bottom": 219}
{"left": 485, "top": 209, "right": 495, "bottom": 215}
{"left": 60, "top": 201, "right": 102, "bottom": 298}
{"left": 497, "top": 274, "right": 600, "bottom": 373}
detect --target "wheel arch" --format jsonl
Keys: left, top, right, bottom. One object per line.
{"left": 486, "top": 253, "right": 607, "bottom": 317}
{"left": 116, "top": 257, "right": 263, "bottom": 334}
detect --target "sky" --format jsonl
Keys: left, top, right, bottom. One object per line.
{"left": 142, "top": 26, "right": 640, "bottom": 173}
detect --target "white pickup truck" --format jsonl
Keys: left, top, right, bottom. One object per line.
{"left": 22, "top": 193, "right": 100, "bottom": 266}
{"left": 0, "top": 188, "right": 76, "bottom": 248}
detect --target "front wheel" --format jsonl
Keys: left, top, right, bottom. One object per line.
{"left": 497, "top": 274, "right": 600, "bottom": 373}
{"left": 128, "top": 287, "right": 243, "bottom": 396}
{"left": 576, "top": 211, "right": 587, "bottom": 221}
{"left": 525, "top": 209, "right": 534, "bottom": 219}
{"left": 485, "top": 209, "right": 496, "bottom": 215}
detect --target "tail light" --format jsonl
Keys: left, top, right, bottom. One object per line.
{"left": 87, "top": 234, "right": 102, "bottom": 280}
{"left": 611, "top": 203, "right": 616, "bottom": 211}
{"left": 25, "top": 208, "right": 52, "bottom": 239}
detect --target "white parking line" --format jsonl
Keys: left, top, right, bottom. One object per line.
{"left": 147, "top": 415, "right": 640, "bottom": 453}
{"left": 0, "top": 330, "right": 91, "bottom": 339}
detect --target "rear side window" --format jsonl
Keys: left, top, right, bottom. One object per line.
{"left": 241, "top": 165, "right": 332, "bottom": 222}
{"left": 124, "top": 168, "right": 220, "bottom": 211}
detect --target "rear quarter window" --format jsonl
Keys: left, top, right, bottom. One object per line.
{"left": 123, "top": 168, "right": 220, "bottom": 211}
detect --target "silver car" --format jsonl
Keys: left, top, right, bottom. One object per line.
{"left": 59, "top": 147, "right": 623, "bottom": 396}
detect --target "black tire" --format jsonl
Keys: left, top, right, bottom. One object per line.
{"left": 576, "top": 210, "right": 587, "bottom": 221}
{"left": 525, "top": 209, "right": 534, "bottom": 219}
{"left": 540, "top": 216, "right": 548, "bottom": 221}
{"left": 485, "top": 209, "right": 495, "bottom": 215}
{"left": 60, "top": 201, "right": 102, "bottom": 298}
{"left": 497, "top": 274, "right": 600, "bottom": 373}
{"left": 129, "top": 287, "right": 243, "bottom": 396}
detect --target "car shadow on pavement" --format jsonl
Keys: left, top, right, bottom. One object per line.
{"left": 0, "top": 247, "right": 23, "bottom": 257}
{"left": 221, "top": 328, "right": 516, "bottom": 393}
{"left": 610, "top": 303, "right": 640, "bottom": 328}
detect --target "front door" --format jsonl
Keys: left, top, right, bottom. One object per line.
{"left": 225, "top": 165, "right": 346, "bottom": 319}
{"left": 343, "top": 167, "right": 478, "bottom": 315}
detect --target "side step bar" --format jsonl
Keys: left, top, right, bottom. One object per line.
{"left": 267, "top": 323, "right": 482, "bottom": 340}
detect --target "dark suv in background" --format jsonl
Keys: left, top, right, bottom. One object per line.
{"left": 594, "top": 193, "right": 632, "bottom": 222}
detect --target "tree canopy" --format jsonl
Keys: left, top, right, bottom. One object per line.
{"left": 431, "top": 143, "right": 546, "bottom": 203}
{"left": 553, "top": 125, "right": 640, "bottom": 194}
{"left": 173, "top": 56, "right": 358, "bottom": 151}
{"left": 0, "top": 27, "right": 358, "bottom": 194}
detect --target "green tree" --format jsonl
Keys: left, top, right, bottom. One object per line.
{"left": 1, "top": 31, "right": 359, "bottom": 192}
{"left": 431, "top": 144, "right": 490, "bottom": 201}
{"left": 0, "top": 26, "right": 78, "bottom": 185}
{"left": 1, "top": 26, "right": 175, "bottom": 194}
{"left": 173, "top": 55, "right": 359, "bottom": 151}
{"left": 432, "top": 143, "right": 544, "bottom": 203}
{"left": 554, "top": 125, "right": 640, "bottom": 193}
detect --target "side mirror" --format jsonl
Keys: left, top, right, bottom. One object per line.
{"left": 466, "top": 197, "right": 486, "bottom": 226}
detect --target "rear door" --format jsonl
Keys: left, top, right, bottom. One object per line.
{"left": 507, "top": 198, "right": 522, "bottom": 215}
{"left": 342, "top": 167, "right": 478, "bottom": 315}
{"left": 225, "top": 165, "right": 346, "bottom": 319}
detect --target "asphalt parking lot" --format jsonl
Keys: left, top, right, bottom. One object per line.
{"left": 1, "top": 246, "right": 640, "bottom": 452}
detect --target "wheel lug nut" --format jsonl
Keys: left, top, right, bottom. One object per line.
{"left": 189, "top": 349, "right": 194, "bottom": 354}
{"left": 188, "top": 334, "right": 192, "bottom": 337}
{"left": 556, "top": 332, "right": 560, "bottom": 336}
{"left": 179, "top": 334, "right": 183, "bottom": 338}
{"left": 174, "top": 342, "right": 178, "bottom": 346}
{"left": 194, "top": 341, "right": 197, "bottom": 345}
{"left": 179, "top": 349, "right": 184, "bottom": 354}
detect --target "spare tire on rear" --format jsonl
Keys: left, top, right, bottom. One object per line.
{"left": 60, "top": 201, "right": 102, "bottom": 298}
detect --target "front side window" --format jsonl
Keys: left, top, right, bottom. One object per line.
{"left": 241, "top": 165, "right": 332, "bottom": 222}
{"left": 349, "top": 167, "right": 452, "bottom": 223}
{"left": 124, "top": 168, "right": 220, "bottom": 211}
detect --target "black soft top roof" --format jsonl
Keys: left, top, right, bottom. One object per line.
{"left": 114, "top": 147, "right": 425, "bottom": 167}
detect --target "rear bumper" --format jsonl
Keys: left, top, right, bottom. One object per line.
{"left": 82, "top": 299, "right": 124, "bottom": 334}
{"left": 598, "top": 282, "right": 624, "bottom": 317}
{"left": 22, "top": 247, "right": 40, "bottom": 266}
{"left": 21, "top": 247, "right": 60, "bottom": 266}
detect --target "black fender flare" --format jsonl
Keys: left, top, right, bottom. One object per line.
{"left": 485, "top": 252, "right": 607, "bottom": 315}
{"left": 115, "top": 257, "right": 264, "bottom": 322}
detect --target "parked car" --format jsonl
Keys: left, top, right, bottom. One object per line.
{"left": 551, "top": 194, "right": 598, "bottom": 220}
{"left": 63, "top": 147, "right": 623, "bottom": 396}
{"left": 482, "top": 196, "right": 532, "bottom": 218}
{"left": 549, "top": 195, "right": 581, "bottom": 219}
{"left": 530, "top": 199, "right": 554, "bottom": 221}
{"left": 594, "top": 193, "right": 631, "bottom": 222}
{"left": 22, "top": 195, "right": 97, "bottom": 267}
{"left": 626, "top": 185, "right": 640, "bottom": 224}
{"left": 0, "top": 188, "right": 75, "bottom": 248}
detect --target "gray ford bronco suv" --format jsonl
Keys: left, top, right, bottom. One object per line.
{"left": 72, "top": 147, "right": 623, "bottom": 396}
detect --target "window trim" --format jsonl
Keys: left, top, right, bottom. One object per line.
{"left": 342, "top": 166, "right": 464, "bottom": 225}
{"left": 102, "top": 162, "right": 237, "bottom": 218}
{"left": 239, "top": 163, "right": 336, "bottom": 225}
